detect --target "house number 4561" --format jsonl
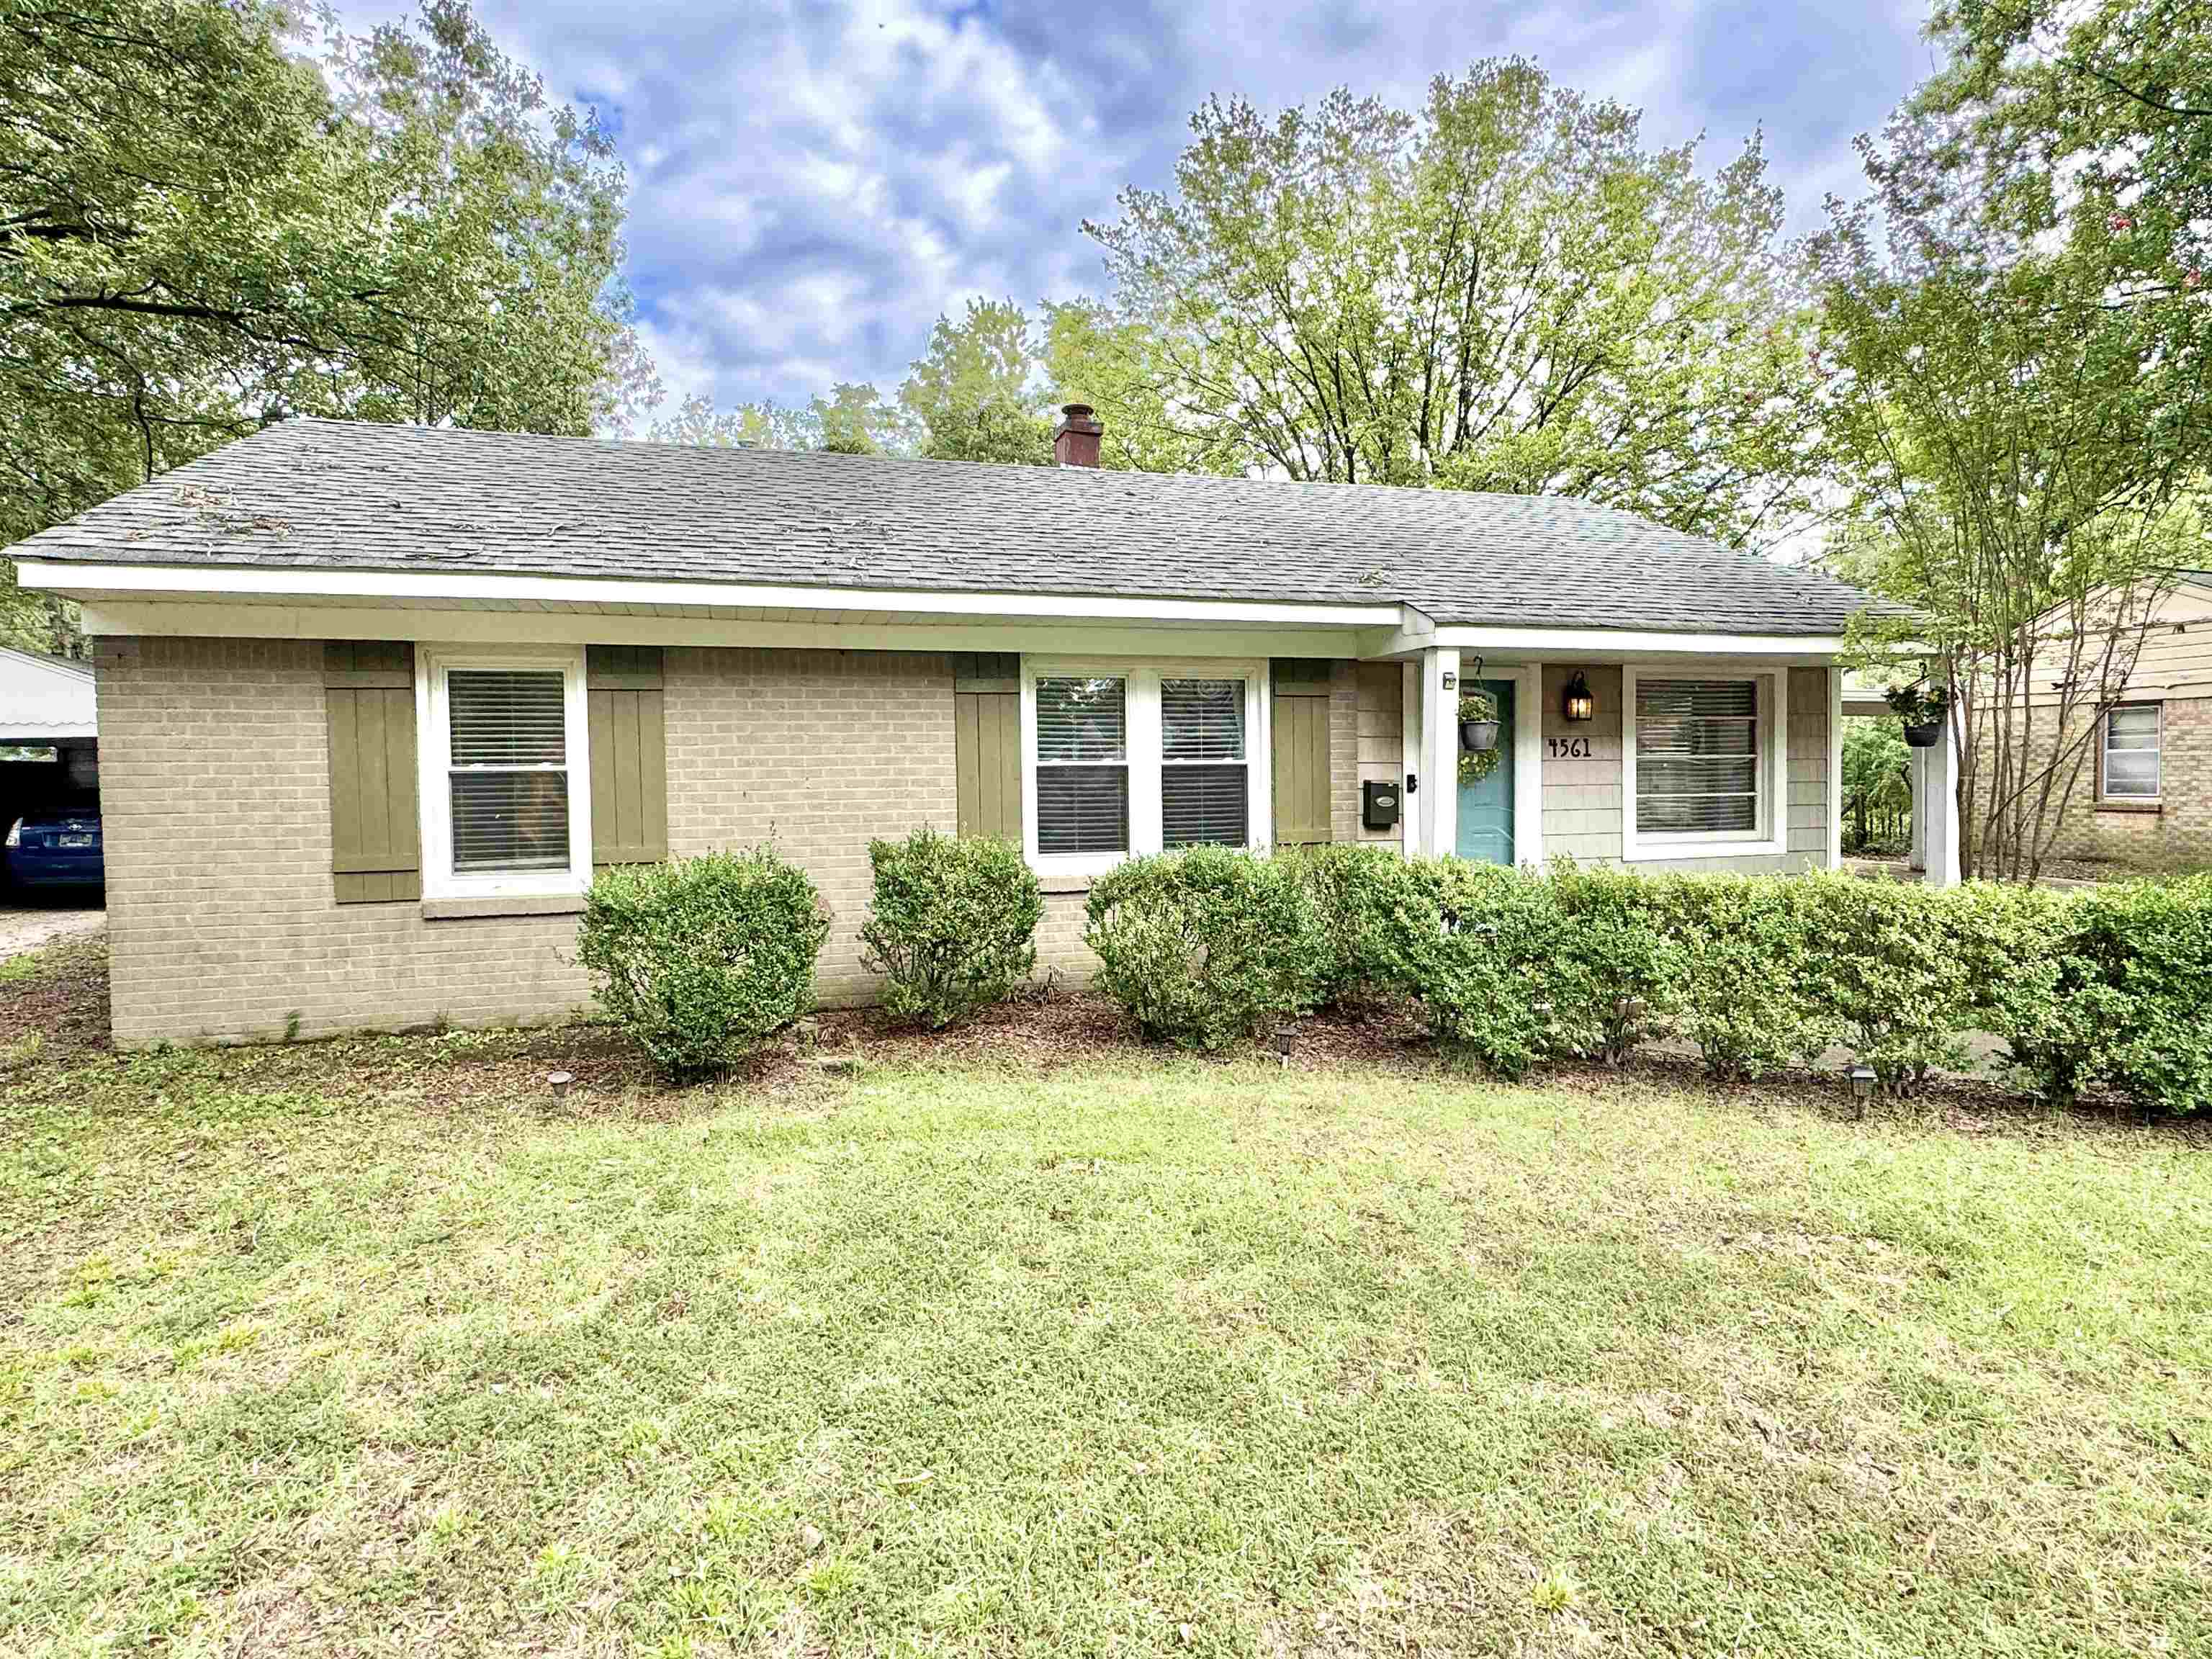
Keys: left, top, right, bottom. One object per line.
{"left": 1547, "top": 736, "right": 1593, "bottom": 759}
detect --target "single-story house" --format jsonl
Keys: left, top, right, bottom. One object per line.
{"left": 12, "top": 410, "right": 1916, "bottom": 1046}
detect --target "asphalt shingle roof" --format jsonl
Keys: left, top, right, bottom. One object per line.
{"left": 11, "top": 418, "right": 1897, "bottom": 634}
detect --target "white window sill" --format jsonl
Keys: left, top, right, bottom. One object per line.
{"left": 1623, "top": 837, "right": 1786, "bottom": 863}
{"left": 421, "top": 892, "right": 588, "bottom": 920}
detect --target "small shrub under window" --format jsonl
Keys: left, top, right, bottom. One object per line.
{"left": 577, "top": 848, "right": 830, "bottom": 1080}
{"left": 1549, "top": 861, "right": 1686, "bottom": 1066}
{"left": 860, "top": 828, "right": 1043, "bottom": 1028}
{"left": 1283, "top": 842, "right": 1406, "bottom": 1009}
{"left": 1084, "top": 847, "right": 1327, "bottom": 1049}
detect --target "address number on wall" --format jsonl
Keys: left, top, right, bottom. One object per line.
{"left": 1546, "top": 736, "right": 1595, "bottom": 759}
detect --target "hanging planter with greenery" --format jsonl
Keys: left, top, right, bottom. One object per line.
{"left": 1457, "top": 692, "right": 1502, "bottom": 786}
{"left": 1884, "top": 680, "right": 1952, "bottom": 748}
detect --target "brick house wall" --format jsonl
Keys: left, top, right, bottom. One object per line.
{"left": 95, "top": 641, "right": 1835, "bottom": 1046}
{"left": 2000, "top": 696, "right": 2212, "bottom": 873}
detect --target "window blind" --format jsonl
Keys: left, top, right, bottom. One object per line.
{"left": 2104, "top": 704, "right": 2160, "bottom": 798}
{"left": 448, "top": 670, "right": 570, "bottom": 871}
{"left": 1636, "top": 678, "right": 1758, "bottom": 835}
{"left": 1036, "top": 676, "right": 1128, "bottom": 854}
{"left": 1161, "top": 678, "right": 1246, "bottom": 847}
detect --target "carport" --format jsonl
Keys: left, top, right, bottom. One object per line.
{"left": 0, "top": 644, "right": 99, "bottom": 900}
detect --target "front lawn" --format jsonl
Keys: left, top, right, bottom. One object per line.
{"left": 2, "top": 940, "right": 2208, "bottom": 1656}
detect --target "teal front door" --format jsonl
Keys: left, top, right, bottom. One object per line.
{"left": 1455, "top": 678, "right": 1515, "bottom": 863}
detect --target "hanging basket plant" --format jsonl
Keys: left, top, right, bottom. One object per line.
{"left": 1457, "top": 693, "right": 1502, "bottom": 786}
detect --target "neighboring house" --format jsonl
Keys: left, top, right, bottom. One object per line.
{"left": 12, "top": 411, "right": 1904, "bottom": 1046}
{"left": 2037, "top": 575, "right": 2211, "bottom": 873}
{"left": 0, "top": 644, "right": 99, "bottom": 861}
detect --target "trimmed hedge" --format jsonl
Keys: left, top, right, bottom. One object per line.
{"left": 1077, "top": 845, "right": 2212, "bottom": 1114}
{"left": 860, "top": 828, "right": 1042, "bottom": 1028}
{"left": 1084, "top": 845, "right": 1328, "bottom": 1049}
{"left": 578, "top": 848, "right": 830, "bottom": 1079}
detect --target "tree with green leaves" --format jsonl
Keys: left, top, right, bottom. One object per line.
{"left": 1816, "top": 4, "right": 2212, "bottom": 882}
{"left": 0, "top": 0, "right": 649, "bottom": 649}
{"left": 899, "top": 297, "right": 1051, "bottom": 464}
{"left": 1074, "top": 60, "right": 1826, "bottom": 541}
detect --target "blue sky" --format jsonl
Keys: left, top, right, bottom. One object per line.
{"left": 349, "top": 1, "right": 1937, "bottom": 417}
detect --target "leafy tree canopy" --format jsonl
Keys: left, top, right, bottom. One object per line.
{"left": 0, "top": 0, "right": 649, "bottom": 647}
{"left": 1072, "top": 60, "right": 1827, "bottom": 541}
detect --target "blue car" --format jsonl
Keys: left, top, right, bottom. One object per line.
{"left": 5, "top": 811, "right": 104, "bottom": 889}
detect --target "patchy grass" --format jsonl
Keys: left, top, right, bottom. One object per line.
{"left": 0, "top": 950, "right": 2208, "bottom": 1656}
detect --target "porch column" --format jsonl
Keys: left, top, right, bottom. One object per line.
{"left": 1923, "top": 719, "right": 1963, "bottom": 887}
{"left": 1417, "top": 646, "right": 1460, "bottom": 858}
{"left": 1909, "top": 747, "right": 1928, "bottom": 873}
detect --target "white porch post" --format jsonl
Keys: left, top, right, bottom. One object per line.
{"left": 1923, "top": 719, "right": 1963, "bottom": 887}
{"left": 1417, "top": 647, "right": 1460, "bottom": 857}
{"left": 1909, "top": 749, "right": 1928, "bottom": 874}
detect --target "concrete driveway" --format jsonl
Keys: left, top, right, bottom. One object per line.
{"left": 0, "top": 900, "right": 103, "bottom": 959}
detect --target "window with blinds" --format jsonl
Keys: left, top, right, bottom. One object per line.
{"left": 447, "top": 670, "right": 572, "bottom": 871}
{"left": 1161, "top": 678, "right": 1247, "bottom": 847}
{"left": 2103, "top": 703, "right": 2161, "bottom": 799}
{"left": 1035, "top": 675, "right": 1129, "bottom": 854}
{"left": 1635, "top": 678, "right": 1760, "bottom": 835}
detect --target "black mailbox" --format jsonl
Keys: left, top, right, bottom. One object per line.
{"left": 1362, "top": 780, "right": 1400, "bottom": 831}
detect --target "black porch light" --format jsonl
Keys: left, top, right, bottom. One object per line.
{"left": 1563, "top": 670, "right": 1596, "bottom": 723}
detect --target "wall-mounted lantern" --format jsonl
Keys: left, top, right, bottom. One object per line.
{"left": 1563, "top": 670, "right": 1596, "bottom": 723}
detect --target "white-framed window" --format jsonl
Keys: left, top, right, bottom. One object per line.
{"left": 1022, "top": 658, "right": 1269, "bottom": 875}
{"left": 2102, "top": 702, "right": 2161, "bottom": 801}
{"left": 417, "top": 644, "right": 593, "bottom": 899}
{"left": 1622, "top": 665, "right": 1787, "bottom": 862}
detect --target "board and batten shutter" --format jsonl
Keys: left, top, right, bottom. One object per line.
{"left": 953, "top": 653, "right": 1022, "bottom": 842}
{"left": 324, "top": 642, "right": 421, "bottom": 903}
{"left": 586, "top": 646, "right": 669, "bottom": 869}
{"left": 1271, "top": 659, "right": 1334, "bottom": 846}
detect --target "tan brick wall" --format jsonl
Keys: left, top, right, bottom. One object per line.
{"left": 660, "top": 646, "right": 960, "bottom": 1002}
{"left": 2010, "top": 697, "right": 2212, "bottom": 872}
{"left": 1327, "top": 660, "right": 1361, "bottom": 844}
{"left": 96, "top": 637, "right": 594, "bottom": 1047}
{"left": 96, "top": 637, "right": 1120, "bottom": 1046}
{"left": 1354, "top": 663, "right": 1403, "bottom": 843}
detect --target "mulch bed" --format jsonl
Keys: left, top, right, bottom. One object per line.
{"left": 3, "top": 929, "right": 2201, "bottom": 1149}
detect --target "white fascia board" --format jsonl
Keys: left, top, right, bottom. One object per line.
{"left": 20, "top": 560, "right": 1401, "bottom": 629}
{"left": 1425, "top": 624, "right": 1844, "bottom": 658}
{"left": 76, "top": 600, "right": 1390, "bottom": 662}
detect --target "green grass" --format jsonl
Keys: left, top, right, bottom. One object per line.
{"left": 1, "top": 1010, "right": 2208, "bottom": 1655}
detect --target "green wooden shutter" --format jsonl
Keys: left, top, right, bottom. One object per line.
{"left": 324, "top": 642, "right": 421, "bottom": 903}
{"left": 1272, "top": 660, "right": 1334, "bottom": 846}
{"left": 588, "top": 646, "right": 669, "bottom": 869}
{"left": 953, "top": 653, "right": 1021, "bottom": 841}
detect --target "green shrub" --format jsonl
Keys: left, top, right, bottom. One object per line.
{"left": 577, "top": 848, "right": 830, "bottom": 1079}
{"left": 2076, "top": 874, "right": 2212, "bottom": 1116}
{"left": 1947, "top": 883, "right": 2109, "bottom": 1105}
{"left": 1367, "top": 858, "right": 1583, "bottom": 1079}
{"left": 1791, "top": 872, "right": 1974, "bottom": 1096}
{"left": 1651, "top": 873, "right": 1825, "bottom": 1082}
{"left": 1548, "top": 862, "right": 1685, "bottom": 1065}
{"left": 1284, "top": 842, "right": 1406, "bottom": 1008}
{"left": 860, "top": 829, "right": 1043, "bottom": 1028}
{"left": 1083, "top": 847, "right": 1327, "bottom": 1049}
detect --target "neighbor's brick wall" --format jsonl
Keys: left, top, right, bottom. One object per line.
{"left": 2013, "top": 696, "right": 2212, "bottom": 873}
{"left": 96, "top": 637, "right": 593, "bottom": 1046}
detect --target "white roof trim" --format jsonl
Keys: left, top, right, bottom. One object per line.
{"left": 1431, "top": 624, "right": 1845, "bottom": 657}
{"left": 19, "top": 559, "right": 1403, "bottom": 630}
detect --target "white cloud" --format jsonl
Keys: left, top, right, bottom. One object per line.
{"left": 332, "top": 0, "right": 1929, "bottom": 418}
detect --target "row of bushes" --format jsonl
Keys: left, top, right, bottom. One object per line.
{"left": 577, "top": 830, "right": 1042, "bottom": 1078}
{"left": 575, "top": 832, "right": 2212, "bottom": 1117}
{"left": 1085, "top": 846, "right": 2212, "bottom": 1114}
